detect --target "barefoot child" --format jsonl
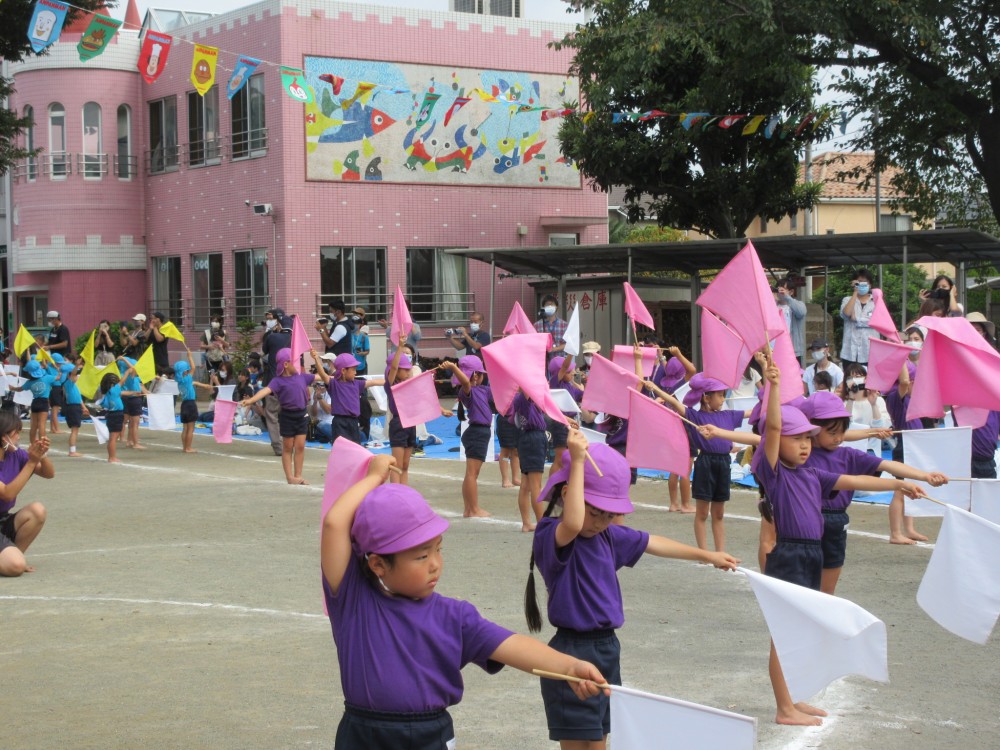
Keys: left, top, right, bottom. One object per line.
{"left": 327, "top": 353, "right": 384, "bottom": 445}
{"left": 510, "top": 389, "right": 549, "bottom": 531}
{"left": 525, "top": 433, "right": 738, "bottom": 748}
{"left": 173, "top": 360, "right": 216, "bottom": 453}
{"left": 653, "top": 347, "right": 696, "bottom": 512}
{"left": 118, "top": 356, "right": 150, "bottom": 450}
{"left": 442, "top": 356, "right": 493, "bottom": 517}
{"left": 321, "top": 453, "right": 608, "bottom": 749}
{"left": 62, "top": 359, "right": 87, "bottom": 457}
{"left": 100, "top": 367, "right": 135, "bottom": 464}
{"left": 497, "top": 403, "right": 522, "bottom": 489}
{"left": 0, "top": 411, "right": 54, "bottom": 576}
{"left": 24, "top": 358, "right": 59, "bottom": 444}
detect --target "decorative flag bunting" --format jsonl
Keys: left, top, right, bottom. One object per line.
{"left": 626, "top": 388, "right": 691, "bottom": 477}
{"left": 190, "top": 44, "right": 218, "bottom": 97}
{"left": 623, "top": 282, "right": 655, "bottom": 329}
{"left": 13, "top": 325, "right": 37, "bottom": 357}
{"left": 741, "top": 568, "right": 889, "bottom": 702}
{"left": 157, "top": 320, "right": 186, "bottom": 342}
{"left": 77, "top": 14, "right": 122, "bottom": 63}
{"left": 503, "top": 301, "right": 537, "bottom": 336}
{"left": 281, "top": 67, "right": 314, "bottom": 104}
{"left": 391, "top": 369, "right": 442, "bottom": 429}
{"left": 700, "top": 309, "right": 752, "bottom": 390}
{"left": 562, "top": 301, "right": 581, "bottom": 357}
{"left": 289, "top": 314, "right": 312, "bottom": 372}
{"left": 27, "top": 0, "right": 69, "bottom": 54}
{"left": 481, "top": 333, "right": 567, "bottom": 424}
{"left": 611, "top": 345, "right": 658, "bottom": 378}
{"left": 226, "top": 56, "right": 261, "bottom": 99}
{"left": 579, "top": 354, "right": 641, "bottom": 418}
{"left": 389, "top": 286, "right": 413, "bottom": 347}
{"left": 868, "top": 289, "right": 900, "bottom": 342}
{"left": 916, "top": 504, "right": 1000, "bottom": 644}
{"left": 212, "top": 400, "right": 239, "bottom": 443}
{"left": 138, "top": 30, "right": 172, "bottom": 84}
{"left": 865, "top": 338, "right": 913, "bottom": 392}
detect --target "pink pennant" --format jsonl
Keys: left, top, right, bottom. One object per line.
{"left": 952, "top": 405, "right": 991, "bottom": 430}
{"left": 290, "top": 314, "right": 312, "bottom": 372}
{"left": 865, "top": 338, "right": 914, "bottom": 392}
{"left": 869, "top": 289, "right": 901, "bottom": 342}
{"left": 390, "top": 369, "right": 442, "bottom": 428}
{"left": 762, "top": 332, "right": 804, "bottom": 409}
{"left": 481, "top": 333, "right": 566, "bottom": 423}
{"left": 697, "top": 240, "right": 785, "bottom": 355}
{"left": 580, "top": 353, "right": 642, "bottom": 418}
{"left": 914, "top": 315, "right": 998, "bottom": 355}
{"left": 611, "top": 345, "right": 658, "bottom": 378}
{"left": 212, "top": 399, "right": 238, "bottom": 444}
{"left": 700, "top": 309, "right": 752, "bottom": 389}
{"left": 503, "top": 301, "right": 537, "bottom": 335}
{"left": 389, "top": 285, "right": 413, "bottom": 346}
{"left": 623, "top": 282, "right": 655, "bottom": 329}
{"left": 625, "top": 388, "right": 691, "bottom": 476}
{"left": 908, "top": 328, "right": 1000, "bottom": 421}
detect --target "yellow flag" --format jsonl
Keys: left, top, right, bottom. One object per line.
{"left": 741, "top": 115, "right": 766, "bottom": 135}
{"left": 81, "top": 329, "right": 96, "bottom": 365}
{"left": 34, "top": 348, "right": 55, "bottom": 366}
{"left": 13, "top": 324, "right": 36, "bottom": 357}
{"left": 158, "top": 320, "right": 186, "bottom": 342}
{"left": 77, "top": 361, "right": 121, "bottom": 400}
{"left": 134, "top": 346, "right": 156, "bottom": 384}
{"left": 190, "top": 44, "right": 218, "bottom": 97}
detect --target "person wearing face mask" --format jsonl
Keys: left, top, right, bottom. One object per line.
{"left": 534, "top": 294, "right": 567, "bottom": 361}
{"left": 448, "top": 311, "right": 492, "bottom": 358}
{"left": 774, "top": 277, "right": 807, "bottom": 361}
{"left": 839, "top": 269, "right": 877, "bottom": 369}
{"left": 577, "top": 341, "right": 601, "bottom": 387}
{"left": 840, "top": 363, "right": 890, "bottom": 454}
{"left": 802, "top": 339, "right": 844, "bottom": 395}
{"left": 319, "top": 299, "right": 355, "bottom": 356}
{"left": 0, "top": 410, "right": 55, "bottom": 577}
{"left": 200, "top": 315, "right": 229, "bottom": 376}
{"left": 918, "top": 274, "right": 964, "bottom": 317}
{"left": 261, "top": 309, "right": 292, "bottom": 456}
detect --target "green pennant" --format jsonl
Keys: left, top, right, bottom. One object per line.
{"left": 280, "top": 67, "right": 314, "bottom": 104}
{"left": 77, "top": 14, "right": 122, "bottom": 62}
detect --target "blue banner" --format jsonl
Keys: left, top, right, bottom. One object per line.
{"left": 226, "top": 56, "right": 261, "bottom": 100}
{"left": 27, "top": 0, "right": 69, "bottom": 53}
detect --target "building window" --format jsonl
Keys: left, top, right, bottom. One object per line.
{"left": 24, "top": 105, "right": 37, "bottom": 181}
{"left": 234, "top": 248, "right": 269, "bottom": 321}
{"left": 879, "top": 214, "right": 913, "bottom": 232}
{"left": 187, "top": 89, "right": 220, "bottom": 167}
{"left": 48, "top": 103, "right": 67, "bottom": 178}
{"left": 116, "top": 104, "right": 133, "bottom": 179}
{"left": 152, "top": 256, "right": 183, "bottom": 326}
{"left": 192, "top": 252, "right": 224, "bottom": 327}
{"left": 148, "top": 96, "right": 178, "bottom": 174}
{"left": 231, "top": 74, "right": 266, "bottom": 160}
{"left": 406, "top": 248, "right": 468, "bottom": 323}
{"left": 82, "top": 102, "right": 103, "bottom": 178}
{"left": 18, "top": 295, "right": 48, "bottom": 329}
{"left": 548, "top": 233, "right": 578, "bottom": 246}
{"left": 320, "top": 247, "right": 387, "bottom": 320}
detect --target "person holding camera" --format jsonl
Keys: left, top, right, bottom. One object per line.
{"left": 121, "top": 313, "right": 150, "bottom": 359}
{"left": 447, "top": 311, "right": 491, "bottom": 358}
{"left": 918, "top": 274, "right": 964, "bottom": 317}
{"left": 839, "top": 269, "right": 877, "bottom": 369}
{"left": 200, "top": 315, "right": 229, "bottom": 376}
{"left": 774, "top": 277, "right": 806, "bottom": 361}
{"left": 318, "top": 299, "right": 354, "bottom": 356}
{"left": 94, "top": 320, "right": 116, "bottom": 366}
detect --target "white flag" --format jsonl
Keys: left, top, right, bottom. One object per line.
{"left": 155, "top": 378, "right": 180, "bottom": 396}
{"left": 903, "top": 426, "right": 972, "bottom": 516}
{"left": 916, "top": 504, "right": 1000, "bottom": 644}
{"left": 216, "top": 384, "right": 236, "bottom": 402}
{"left": 611, "top": 683, "right": 756, "bottom": 750}
{"left": 93, "top": 418, "right": 110, "bottom": 444}
{"left": 970, "top": 480, "right": 1000, "bottom": 526}
{"left": 549, "top": 388, "right": 581, "bottom": 415}
{"left": 742, "top": 568, "right": 888, "bottom": 702}
{"left": 579, "top": 426, "right": 607, "bottom": 445}
{"left": 145, "top": 393, "right": 177, "bottom": 431}
{"left": 562, "top": 301, "right": 580, "bottom": 357}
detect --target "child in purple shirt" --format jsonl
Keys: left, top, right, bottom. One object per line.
{"left": 242, "top": 347, "right": 328, "bottom": 485}
{"left": 326, "top": 353, "right": 384, "bottom": 445}
{"left": 510, "top": 389, "right": 548, "bottom": 531}
{"left": 442, "top": 356, "right": 493, "bottom": 518}
{"left": 0, "top": 410, "right": 54, "bottom": 577}
{"left": 322, "top": 453, "right": 608, "bottom": 749}
{"left": 547, "top": 355, "right": 584, "bottom": 476}
{"left": 524, "top": 433, "right": 737, "bottom": 746}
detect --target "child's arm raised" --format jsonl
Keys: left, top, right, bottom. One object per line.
{"left": 645, "top": 535, "right": 739, "bottom": 570}
{"left": 762, "top": 356, "right": 782, "bottom": 471}
{"left": 441, "top": 360, "right": 471, "bottom": 395}
{"left": 490, "top": 634, "right": 609, "bottom": 699}
{"left": 553, "top": 429, "right": 589, "bottom": 547}
{"left": 311, "top": 349, "right": 331, "bottom": 385}
{"left": 387, "top": 335, "right": 406, "bottom": 384}
{"left": 666, "top": 346, "right": 697, "bottom": 380}
{"left": 321, "top": 454, "right": 396, "bottom": 594}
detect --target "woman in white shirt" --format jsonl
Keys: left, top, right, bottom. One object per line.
{"left": 841, "top": 363, "right": 891, "bottom": 452}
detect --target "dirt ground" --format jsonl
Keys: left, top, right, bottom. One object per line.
{"left": 3, "top": 425, "right": 998, "bottom": 749}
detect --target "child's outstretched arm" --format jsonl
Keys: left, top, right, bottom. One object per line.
{"left": 762, "top": 355, "right": 782, "bottom": 471}
{"left": 698, "top": 424, "right": 761, "bottom": 446}
{"left": 490, "top": 634, "right": 609, "bottom": 699}
{"left": 363, "top": 377, "right": 386, "bottom": 389}
{"left": 844, "top": 427, "right": 893, "bottom": 442}
{"left": 241, "top": 386, "right": 272, "bottom": 407}
{"left": 321, "top": 454, "right": 396, "bottom": 594}
{"left": 311, "top": 349, "right": 331, "bottom": 385}
{"left": 643, "top": 380, "right": 686, "bottom": 416}
{"left": 877, "top": 461, "right": 948, "bottom": 486}
{"left": 834, "top": 474, "right": 929, "bottom": 498}
{"left": 442, "top": 361, "right": 471, "bottom": 395}
{"left": 554, "top": 429, "right": 589, "bottom": 548}
{"left": 645, "top": 535, "right": 740, "bottom": 570}
{"left": 666, "top": 346, "right": 697, "bottom": 380}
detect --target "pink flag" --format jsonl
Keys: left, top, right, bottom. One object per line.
{"left": 390, "top": 369, "right": 442, "bottom": 428}
{"left": 914, "top": 315, "right": 999, "bottom": 355}
{"left": 503, "top": 301, "right": 537, "bottom": 335}
{"left": 290, "top": 314, "right": 312, "bottom": 372}
{"left": 697, "top": 240, "right": 785, "bottom": 354}
{"left": 389, "top": 285, "right": 413, "bottom": 346}
{"left": 700, "top": 309, "right": 752, "bottom": 389}
{"left": 626, "top": 388, "right": 691, "bottom": 477}
{"left": 481, "top": 333, "right": 567, "bottom": 423}
{"left": 868, "top": 289, "right": 901, "bottom": 342}
{"left": 952, "top": 405, "right": 991, "bottom": 430}
{"left": 908, "top": 328, "right": 1000, "bottom": 420}
{"left": 212, "top": 399, "right": 238, "bottom": 444}
{"left": 611, "top": 345, "right": 658, "bottom": 378}
{"left": 624, "top": 282, "right": 655, "bottom": 329}
{"left": 865, "top": 338, "right": 913, "bottom": 392}
{"left": 762, "top": 332, "right": 804, "bottom": 408}
{"left": 580, "top": 353, "right": 641, "bottom": 418}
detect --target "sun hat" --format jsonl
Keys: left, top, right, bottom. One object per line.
{"left": 537, "top": 443, "right": 634, "bottom": 515}
{"left": 682, "top": 372, "right": 729, "bottom": 407}
{"left": 320, "top": 352, "right": 337, "bottom": 361}
{"left": 386, "top": 354, "right": 413, "bottom": 369}
{"left": 548, "top": 355, "right": 574, "bottom": 376}
{"left": 275, "top": 348, "right": 293, "bottom": 374}
{"left": 966, "top": 311, "right": 996, "bottom": 339}
{"left": 173, "top": 360, "right": 190, "bottom": 376}
{"left": 800, "top": 391, "right": 850, "bottom": 421}
{"left": 352, "top": 484, "right": 450, "bottom": 555}
{"left": 758, "top": 404, "right": 821, "bottom": 437}
{"left": 581, "top": 341, "right": 601, "bottom": 355}
{"left": 333, "top": 352, "right": 360, "bottom": 371}
{"left": 23, "top": 360, "right": 42, "bottom": 379}
{"left": 133, "top": 313, "right": 147, "bottom": 322}
{"left": 352, "top": 307, "right": 366, "bottom": 317}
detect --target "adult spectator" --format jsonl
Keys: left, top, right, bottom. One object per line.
{"left": 261, "top": 309, "right": 292, "bottom": 456}
{"left": 94, "top": 320, "right": 116, "bottom": 366}
{"left": 919, "top": 274, "right": 964, "bottom": 317}
{"left": 774, "top": 277, "right": 807, "bottom": 360}
{"left": 200, "top": 315, "right": 229, "bottom": 376}
{"left": 351, "top": 309, "right": 370, "bottom": 375}
{"left": 44, "top": 311, "right": 72, "bottom": 357}
{"left": 318, "top": 299, "right": 354, "bottom": 356}
{"left": 310, "top": 380, "right": 334, "bottom": 442}
{"left": 448, "top": 311, "right": 491, "bottom": 357}
{"left": 534, "top": 294, "right": 567, "bottom": 359}
{"left": 802, "top": 339, "right": 843, "bottom": 395}
{"left": 149, "top": 312, "right": 171, "bottom": 376}
{"left": 121, "top": 313, "right": 150, "bottom": 359}
{"left": 839, "top": 268, "right": 877, "bottom": 368}
{"left": 966, "top": 311, "right": 996, "bottom": 348}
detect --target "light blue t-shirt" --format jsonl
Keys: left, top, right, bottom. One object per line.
{"left": 102, "top": 383, "right": 124, "bottom": 412}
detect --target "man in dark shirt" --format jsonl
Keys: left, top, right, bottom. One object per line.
{"left": 448, "top": 311, "right": 491, "bottom": 358}
{"left": 45, "top": 311, "right": 71, "bottom": 356}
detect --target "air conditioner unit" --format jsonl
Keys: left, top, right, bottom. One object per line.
{"left": 253, "top": 203, "right": 272, "bottom": 216}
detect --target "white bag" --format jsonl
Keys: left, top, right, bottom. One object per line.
{"left": 369, "top": 417, "right": 386, "bottom": 442}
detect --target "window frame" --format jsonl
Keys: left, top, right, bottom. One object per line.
{"left": 231, "top": 74, "right": 267, "bottom": 160}
{"left": 187, "top": 89, "right": 221, "bottom": 167}
{"left": 148, "top": 95, "right": 179, "bottom": 174}
{"left": 48, "top": 102, "right": 68, "bottom": 179}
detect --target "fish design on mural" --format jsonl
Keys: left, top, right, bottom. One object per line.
{"left": 365, "top": 156, "right": 383, "bottom": 181}
{"left": 317, "top": 101, "right": 397, "bottom": 144}
{"left": 403, "top": 124, "right": 486, "bottom": 173}
{"left": 333, "top": 149, "right": 361, "bottom": 180}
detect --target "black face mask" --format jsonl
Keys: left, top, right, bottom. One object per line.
{"left": 351, "top": 316, "right": 361, "bottom": 323}
{"left": 848, "top": 383, "right": 867, "bottom": 394}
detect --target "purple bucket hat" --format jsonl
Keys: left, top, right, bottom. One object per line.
{"left": 537, "top": 443, "right": 634, "bottom": 515}
{"left": 682, "top": 372, "right": 729, "bottom": 407}
{"left": 352, "top": 485, "right": 450, "bottom": 555}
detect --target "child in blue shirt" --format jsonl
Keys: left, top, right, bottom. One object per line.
{"left": 24, "top": 358, "right": 59, "bottom": 444}
{"left": 173, "top": 360, "right": 216, "bottom": 453}
{"left": 100, "top": 363, "right": 138, "bottom": 464}
{"left": 61, "top": 360, "right": 86, "bottom": 457}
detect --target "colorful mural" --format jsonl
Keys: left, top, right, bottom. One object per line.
{"left": 303, "top": 57, "right": 580, "bottom": 187}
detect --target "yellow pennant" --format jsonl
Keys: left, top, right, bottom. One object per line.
{"left": 81, "top": 329, "right": 96, "bottom": 365}
{"left": 77, "top": 361, "right": 119, "bottom": 400}
{"left": 190, "top": 44, "right": 218, "bottom": 96}
{"left": 158, "top": 320, "right": 186, "bottom": 342}
{"left": 34, "top": 348, "right": 56, "bottom": 366}
{"left": 13, "top": 324, "right": 36, "bottom": 357}
{"left": 741, "top": 115, "right": 766, "bottom": 135}
{"left": 134, "top": 346, "right": 157, "bottom": 384}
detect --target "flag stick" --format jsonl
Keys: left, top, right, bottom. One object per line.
{"left": 584, "top": 450, "right": 604, "bottom": 477}
{"left": 532, "top": 668, "right": 612, "bottom": 690}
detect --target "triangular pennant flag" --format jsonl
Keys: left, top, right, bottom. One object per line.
{"left": 623, "top": 282, "right": 655, "bottom": 329}
{"left": 503, "top": 301, "right": 537, "bottom": 336}
{"left": 77, "top": 14, "right": 122, "bottom": 62}
{"left": 134, "top": 346, "right": 156, "bottom": 384}
{"left": 137, "top": 30, "right": 172, "bottom": 84}
{"left": 146, "top": 393, "right": 177, "bottom": 431}
{"left": 868, "top": 289, "right": 900, "bottom": 342}
{"left": 27, "top": 0, "right": 70, "bottom": 54}
{"left": 742, "top": 568, "right": 889, "bottom": 702}
{"left": 741, "top": 115, "right": 766, "bottom": 135}
{"left": 579, "top": 353, "right": 641, "bottom": 418}
{"left": 917, "top": 505, "right": 1000, "bottom": 644}
{"left": 80, "top": 329, "right": 96, "bottom": 366}
{"left": 611, "top": 345, "right": 658, "bottom": 378}
{"left": 77, "top": 361, "right": 119, "bottom": 400}
{"left": 443, "top": 96, "right": 471, "bottom": 126}
{"left": 389, "top": 369, "right": 441, "bottom": 428}
{"left": 290, "top": 315, "right": 312, "bottom": 373}
{"left": 389, "top": 286, "right": 413, "bottom": 347}
{"left": 481, "top": 333, "right": 567, "bottom": 424}
{"left": 626, "top": 388, "right": 691, "bottom": 477}
{"left": 13, "top": 324, "right": 36, "bottom": 357}
{"left": 212, "top": 400, "right": 239, "bottom": 443}
{"left": 226, "top": 56, "right": 261, "bottom": 99}
{"left": 562, "top": 302, "right": 581, "bottom": 357}
{"left": 34, "top": 347, "right": 55, "bottom": 367}
{"left": 158, "top": 320, "right": 186, "bottom": 342}
{"left": 865, "top": 338, "right": 913, "bottom": 392}
{"left": 281, "top": 67, "right": 315, "bottom": 104}
{"left": 700, "top": 309, "right": 752, "bottom": 389}
{"left": 342, "top": 82, "right": 377, "bottom": 110}
{"left": 190, "top": 44, "right": 218, "bottom": 97}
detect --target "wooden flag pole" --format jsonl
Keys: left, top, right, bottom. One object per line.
{"left": 532, "top": 668, "right": 612, "bottom": 690}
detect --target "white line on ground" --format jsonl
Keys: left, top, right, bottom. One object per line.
{"left": 0, "top": 594, "right": 327, "bottom": 620}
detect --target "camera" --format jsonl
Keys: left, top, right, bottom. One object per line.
{"left": 317, "top": 317, "right": 329, "bottom": 325}
{"left": 930, "top": 288, "right": 951, "bottom": 301}
{"left": 445, "top": 328, "right": 455, "bottom": 336}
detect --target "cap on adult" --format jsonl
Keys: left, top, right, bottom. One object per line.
{"left": 46, "top": 310, "right": 60, "bottom": 320}
{"left": 352, "top": 485, "right": 450, "bottom": 555}
{"left": 581, "top": 341, "right": 601, "bottom": 355}
{"left": 133, "top": 313, "right": 147, "bottom": 323}
{"left": 538, "top": 443, "right": 634, "bottom": 515}
{"left": 809, "top": 338, "right": 829, "bottom": 350}
{"left": 352, "top": 307, "right": 366, "bottom": 318}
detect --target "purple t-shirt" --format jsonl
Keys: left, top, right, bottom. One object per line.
{"left": 459, "top": 384, "right": 493, "bottom": 426}
{"left": 805, "top": 445, "right": 883, "bottom": 512}
{"left": 884, "top": 362, "right": 921, "bottom": 432}
{"left": 509, "top": 392, "right": 546, "bottom": 431}
{"left": 962, "top": 410, "right": 1000, "bottom": 460}
{"left": 267, "top": 372, "right": 314, "bottom": 411}
{"left": 752, "top": 453, "right": 840, "bottom": 540}
{"left": 323, "top": 558, "right": 512, "bottom": 712}
{"left": 384, "top": 367, "right": 401, "bottom": 419}
{"left": 533, "top": 516, "right": 649, "bottom": 631}
{"left": 600, "top": 415, "right": 629, "bottom": 448}
{"left": 329, "top": 378, "right": 365, "bottom": 417}
{"left": 0, "top": 448, "right": 30, "bottom": 515}
{"left": 686, "top": 408, "right": 745, "bottom": 454}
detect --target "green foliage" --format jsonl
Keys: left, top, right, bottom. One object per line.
{"left": 73, "top": 322, "right": 127, "bottom": 360}
{"left": 608, "top": 218, "right": 632, "bottom": 243}
{"left": 624, "top": 224, "right": 687, "bottom": 243}
{"left": 822, "top": 264, "right": 930, "bottom": 345}
{"left": 229, "top": 319, "right": 262, "bottom": 373}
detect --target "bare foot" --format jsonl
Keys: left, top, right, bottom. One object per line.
{"left": 906, "top": 531, "right": 929, "bottom": 542}
{"left": 501, "top": 482, "right": 514, "bottom": 489}
{"left": 25, "top": 564, "right": 36, "bottom": 573}
{"left": 183, "top": 448, "right": 197, "bottom": 453}
{"left": 464, "top": 508, "right": 492, "bottom": 518}
{"left": 679, "top": 506, "right": 697, "bottom": 514}
{"left": 108, "top": 458, "right": 122, "bottom": 464}
{"left": 795, "top": 702, "right": 828, "bottom": 717}
{"left": 132, "top": 443, "right": 147, "bottom": 451}
{"left": 68, "top": 451, "right": 82, "bottom": 457}
{"left": 512, "top": 479, "right": 522, "bottom": 487}
{"left": 521, "top": 524, "right": 536, "bottom": 533}
{"left": 890, "top": 534, "right": 917, "bottom": 545}
{"left": 775, "top": 707, "right": 823, "bottom": 726}
{"left": 668, "top": 506, "right": 682, "bottom": 512}
{"left": 50, "top": 429, "right": 64, "bottom": 434}
{"left": 288, "top": 477, "right": 309, "bottom": 485}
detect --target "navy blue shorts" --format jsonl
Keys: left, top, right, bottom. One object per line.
{"left": 180, "top": 400, "right": 198, "bottom": 424}
{"left": 821, "top": 510, "right": 850, "bottom": 569}
{"left": 49, "top": 385, "right": 64, "bottom": 409}
{"left": 496, "top": 416, "right": 521, "bottom": 449}
{"left": 548, "top": 418, "right": 569, "bottom": 448}
{"left": 388, "top": 416, "right": 417, "bottom": 449}
{"left": 0, "top": 511, "right": 19, "bottom": 552}
{"left": 125, "top": 395, "right": 144, "bottom": 417}
{"left": 62, "top": 403, "right": 83, "bottom": 429}
{"left": 765, "top": 539, "right": 823, "bottom": 590}
{"left": 30, "top": 397, "right": 50, "bottom": 414}
{"left": 541, "top": 628, "right": 621, "bottom": 742}
{"left": 692, "top": 452, "right": 731, "bottom": 502}
{"left": 278, "top": 408, "right": 309, "bottom": 438}
{"left": 972, "top": 457, "right": 997, "bottom": 479}
{"left": 332, "top": 414, "right": 363, "bottom": 444}
{"left": 517, "top": 428, "right": 548, "bottom": 474}
{"left": 105, "top": 410, "right": 125, "bottom": 434}
{"left": 461, "top": 423, "right": 491, "bottom": 461}
{"left": 335, "top": 705, "right": 454, "bottom": 750}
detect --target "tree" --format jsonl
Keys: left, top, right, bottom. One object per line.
{"left": 0, "top": 0, "right": 107, "bottom": 176}
{"left": 553, "top": 0, "right": 827, "bottom": 239}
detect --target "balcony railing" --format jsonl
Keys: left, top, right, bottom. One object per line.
{"left": 76, "top": 152, "right": 109, "bottom": 179}
{"left": 187, "top": 137, "right": 223, "bottom": 167}
{"left": 43, "top": 152, "right": 71, "bottom": 178}
{"left": 314, "top": 290, "right": 476, "bottom": 326}
{"left": 146, "top": 144, "right": 181, "bottom": 175}
{"left": 113, "top": 154, "right": 138, "bottom": 179}
{"left": 230, "top": 127, "right": 268, "bottom": 160}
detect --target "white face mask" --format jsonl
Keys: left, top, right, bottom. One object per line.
{"left": 584, "top": 355, "right": 593, "bottom": 365}
{"left": 543, "top": 306, "right": 556, "bottom": 317}
{"left": 211, "top": 322, "right": 220, "bottom": 330}
{"left": 907, "top": 340, "right": 923, "bottom": 350}
{"left": 847, "top": 377, "right": 864, "bottom": 387}
{"left": 811, "top": 350, "right": 825, "bottom": 361}
{"left": 469, "top": 323, "right": 480, "bottom": 333}
{"left": 856, "top": 283, "right": 871, "bottom": 295}
{"left": 265, "top": 319, "right": 277, "bottom": 330}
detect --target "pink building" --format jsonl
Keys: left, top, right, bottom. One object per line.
{"left": 6, "top": 0, "right": 607, "bottom": 355}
